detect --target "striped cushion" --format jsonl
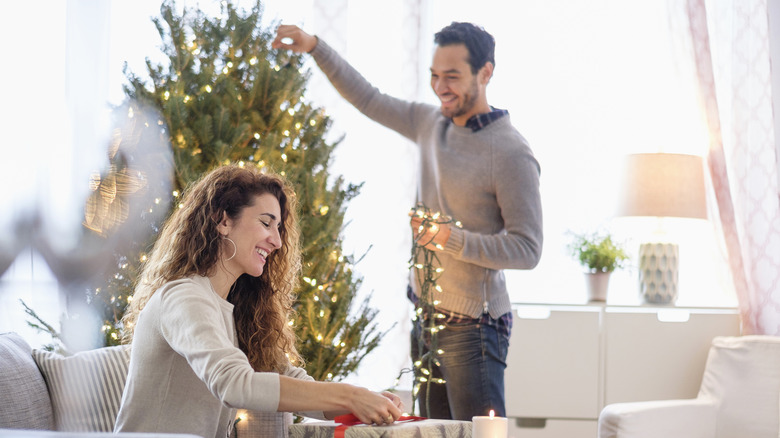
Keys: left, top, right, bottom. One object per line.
{"left": 32, "top": 346, "right": 130, "bottom": 432}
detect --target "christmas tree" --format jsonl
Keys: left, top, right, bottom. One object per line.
{"left": 52, "top": 0, "right": 384, "bottom": 382}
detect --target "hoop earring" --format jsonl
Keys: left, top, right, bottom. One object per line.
{"left": 223, "top": 237, "right": 237, "bottom": 261}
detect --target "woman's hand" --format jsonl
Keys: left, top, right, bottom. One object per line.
{"left": 279, "top": 377, "right": 404, "bottom": 424}
{"left": 272, "top": 24, "right": 317, "bottom": 53}
{"left": 381, "top": 391, "right": 404, "bottom": 411}
{"left": 346, "top": 387, "right": 404, "bottom": 425}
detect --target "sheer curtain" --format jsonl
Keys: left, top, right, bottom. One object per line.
{"left": 0, "top": 0, "right": 114, "bottom": 349}
{"left": 681, "top": 0, "right": 780, "bottom": 335}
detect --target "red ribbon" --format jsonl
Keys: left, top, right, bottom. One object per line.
{"left": 333, "top": 414, "right": 426, "bottom": 438}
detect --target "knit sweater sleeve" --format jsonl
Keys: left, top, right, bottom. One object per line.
{"left": 158, "top": 281, "right": 281, "bottom": 412}
{"left": 310, "top": 38, "right": 434, "bottom": 142}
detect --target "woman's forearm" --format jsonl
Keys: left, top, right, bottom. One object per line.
{"left": 277, "top": 376, "right": 402, "bottom": 425}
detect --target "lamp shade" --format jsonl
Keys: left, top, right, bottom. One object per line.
{"left": 618, "top": 153, "right": 707, "bottom": 219}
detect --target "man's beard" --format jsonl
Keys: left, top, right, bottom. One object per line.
{"left": 441, "top": 79, "right": 480, "bottom": 119}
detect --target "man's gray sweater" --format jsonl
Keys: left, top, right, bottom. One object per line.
{"left": 311, "top": 40, "right": 543, "bottom": 319}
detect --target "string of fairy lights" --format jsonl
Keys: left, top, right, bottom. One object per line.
{"left": 406, "top": 203, "right": 462, "bottom": 415}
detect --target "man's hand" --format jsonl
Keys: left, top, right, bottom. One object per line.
{"left": 411, "top": 215, "right": 451, "bottom": 251}
{"left": 272, "top": 24, "right": 317, "bottom": 53}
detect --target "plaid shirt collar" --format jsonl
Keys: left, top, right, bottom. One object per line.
{"left": 463, "top": 107, "right": 509, "bottom": 132}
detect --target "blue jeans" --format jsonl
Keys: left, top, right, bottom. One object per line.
{"left": 410, "top": 310, "right": 511, "bottom": 420}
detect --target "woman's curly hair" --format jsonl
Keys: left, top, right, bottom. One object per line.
{"left": 121, "top": 164, "right": 303, "bottom": 372}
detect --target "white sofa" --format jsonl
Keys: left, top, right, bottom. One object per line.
{"left": 0, "top": 331, "right": 135, "bottom": 433}
{"left": 598, "top": 335, "right": 780, "bottom": 438}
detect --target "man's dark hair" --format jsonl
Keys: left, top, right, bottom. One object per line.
{"left": 434, "top": 22, "right": 495, "bottom": 74}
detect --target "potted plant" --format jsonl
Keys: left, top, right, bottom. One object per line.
{"left": 567, "top": 231, "right": 629, "bottom": 302}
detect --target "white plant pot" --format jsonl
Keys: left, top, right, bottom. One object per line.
{"left": 585, "top": 271, "right": 611, "bottom": 302}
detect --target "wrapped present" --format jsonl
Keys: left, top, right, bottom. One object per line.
{"left": 289, "top": 415, "right": 472, "bottom": 438}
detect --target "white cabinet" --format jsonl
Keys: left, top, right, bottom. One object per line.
{"left": 504, "top": 304, "right": 740, "bottom": 438}
{"left": 507, "top": 418, "right": 598, "bottom": 438}
{"left": 505, "top": 306, "right": 602, "bottom": 420}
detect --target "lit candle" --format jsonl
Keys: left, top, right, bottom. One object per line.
{"left": 472, "top": 410, "right": 508, "bottom": 438}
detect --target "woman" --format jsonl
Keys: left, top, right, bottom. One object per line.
{"left": 115, "top": 164, "right": 402, "bottom": 438}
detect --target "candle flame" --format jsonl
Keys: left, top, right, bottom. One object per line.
{"left": 489, "top": 409, "right": 495, "bottom": 418}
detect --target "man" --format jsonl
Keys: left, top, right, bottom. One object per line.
{"left": 273, "top": 22, "right": 543, "bottom": 421}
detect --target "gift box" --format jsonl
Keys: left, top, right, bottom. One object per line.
{"left": 288, "top": 417, "right": 472, "bottom": 438}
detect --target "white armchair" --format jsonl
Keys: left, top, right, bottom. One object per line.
{"left": 598, "top": 335, "right": 780, "bottom": 438}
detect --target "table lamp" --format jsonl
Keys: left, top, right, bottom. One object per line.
{"left": 617, "top": 153, "right": 707, "bottom": 304}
